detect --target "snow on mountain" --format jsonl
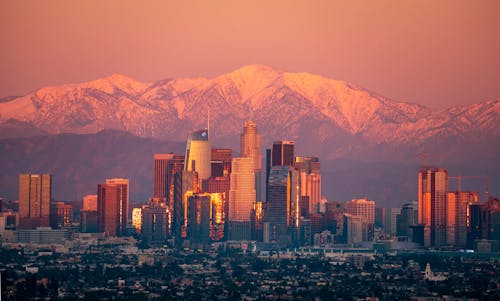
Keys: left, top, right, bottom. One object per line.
{"left": 0, "top": 66, "right": 498, "bottom": 150}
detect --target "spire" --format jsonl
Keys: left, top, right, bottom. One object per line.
{"left": 207, "top": 108, "right": 210, "bottom": 139}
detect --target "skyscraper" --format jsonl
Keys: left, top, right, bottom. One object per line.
{"left": 418, "top": 167, "right": 448, "bottom": 247}
{"left": 295, "top": 156, "right": 321, "bottom": 214}
{"left": 142, "top": 199, "right": 169, "bottom": 245}
{"left": 97, "top": 180, "right": 128, "bottom": 236}
{"left": 166, "top": 155, "right": 184, "bottom": 207}
{"left": 49, "top": 201, "right": 72, "bottom": 229}
{"left": 447, "top": 191, "right": 479, "bottom": 247}
{"left": 271, "top": 141, "right": 294, "bottom": 167}
{"left": 263, "top": 165, "right": 299, "bottom": 245}
{"left": 346, "top": 199, "right": 375, "bottom": 225}
{"left": 211, "top": 148, "right": 232, "bottom": 177}
{"left": 153, "top": 153, "right": 176, "bottom": 199}
{"left": 173, "top": 170, "right": 198, "bottom": 243}
{"left": 240, "top": 120, "right": 262, "bottom": 170}
{"left": 187, "top": 194, "right": 212, "bottom": 246}
{"left": 18, "top": 174, "right": 52, "bottom": 229}
{"left": 228, "top": 157, "right": 256, "bottom": 240}
{"left": 185, "top": 129, "right": 211, "bottom": 180}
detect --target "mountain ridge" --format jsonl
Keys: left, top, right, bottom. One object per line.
{"left": 1, "top": 65, "right": 498, "bottom": 147}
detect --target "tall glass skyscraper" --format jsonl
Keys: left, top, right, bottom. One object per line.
{"left": 185, "top": 129, "right": 211, "bottom": 180}
{"left": 418, "top": 167, "right": 448, "bottom": 247}
{"left": 228, "top": 157, "right": 256, "bottom": 240}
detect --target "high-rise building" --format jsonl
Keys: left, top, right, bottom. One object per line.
{"left": 187, "top": 193, "right": 224, "bottom": 245}
{"left": 347, "top": 199, "right": 375, "bottom": 225}
{"left": 153, "top": 153, "right": 176, "bottom": 199}
{"left": 49, "top": 201, "right": 72, "bottom": 229}
{"left": 81, "top": 194, "right": 98, "bottom": 233}
{"left": 211, "top": 148, "right": 232, "bottom": 177}
{"left": 263, "top": 166, "right": 299, "bottom": 245}
{"left": 447, "top": 191, "right": 479, "bottom": 247}
{"left": 487, "top": 197, "right": 500, "bottom": 242}
{"left": 142, "top": 199, "right": 169, "bottom": 245}
{"left": 97, "top": 181, "right": 128, "bottom": 236}
{"left": 375, "top": 207, "right": 386, "bottom": 228}
{"left": 384, "top": 207, "right": 401, "bottom": 236}
{"left": 132, "top": 207, "right": 142, "bottom": 233}
{"left": 396, "top": 202, "right": 418, "bottom": 239}
{"left": 467, "top": 203, "right": 487, "bottom": 249}
{"left": 418, "top": 167, "right": 448, "bottom": 247}
{"left": 271, "top": 141, "right": 294, "bottom": 167}
{"left": 173, "top": 170, "right": 198, "bottom": 243}
{"left": 18, "top": 174, "right": 52, "bottom": 229}
{"left": 240, "top": 121, "right": 263, "bottom": 202}
{"left": 228, "top": 157, "right": 256, "bottom": 240}
{"left": 240, "top": 120, "right": 262, "bottom": 170}
{"left": 185, "top": 129, "right": 211, "bottom": 180}
{"left": 83, "top": 194, "right": 98, "bottom": 211}
{"left": 343, "top": 213, "right": 370, "bottom": 244}
{"left": 295, "top": 156, "right": 321, "bottom": 214}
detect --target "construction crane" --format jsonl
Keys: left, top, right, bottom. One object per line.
{"left": 448, "top": 175, "right": 489, "bottom": 203}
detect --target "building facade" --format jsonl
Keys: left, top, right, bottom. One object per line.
{"left": 18, "top": 174, "right": 52, "bottom": 229}
{"left": 418, "top": 167, "right": 448, "bottom": 247}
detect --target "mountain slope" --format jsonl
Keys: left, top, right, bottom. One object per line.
{"left": 1, "top": 65, "right": 498, "bottom": 150}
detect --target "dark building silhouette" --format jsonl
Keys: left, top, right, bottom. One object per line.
{"left": 271, "top": 140, "right": 294, "bottom": 167}
{"left": 50, "top": 201, "right": 72, "bottom": 229}
{"left": 142, "top": 199, "right": 169, "bottom": 245}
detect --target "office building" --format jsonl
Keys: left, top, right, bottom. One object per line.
{"left": 295, "top": 156, "right": 321, "bottom": 214}
{"left": 396, "top": 202, "right": 418, "bottom": 239}
{"left": 240, "top": 121, "right": 263, "bottom": 201}
{"left": 185, "top": 129, "right": 211, "bottom": 180}
{"left": 343, "top": 214, "right": 370, "bottom": 244}
{"left": 132, "top": 207, "right": 142, "bottom": 233}
{"left": 173, "top": 170, "right": 198, "bottom": 243}
{"left": 487, "top": 197, "right": 500, "bottom": 242}
{"left": 83, "top": 195, "right": 98, "bottom": 211}
{"left": 153, "top": 153, "right": 176, "bottom": 199}
{"left": 467, "top": 203, "right": 487, "bottom": 249}
{"left": 263, "top": 166, "right": 299, "bottom": 245}
{"left": 211, "top": 148, "right": 232, "bottom": 177}
{"left": 228, "top": 157, "right": 256, "bottom": 240}
{"left": 187, "top": 194, "right": 212, "bottom": 246}
{"left": 447, "top": 191, "right": 479, "bottom": 247}
{"left": 271, "top": 140, "right": 294, "bottom": 167}
{"left": 97, "top": 180, "right": 128, "bottom": 236}
{"left": 347, "top": 199, "right": 375, "bottom": 225}
{"left": 142, "top": 199, "right": 169, "bottom": 245}
{"left": 81, "top": 194, "right": 98, "bottom": 233}
{"left": 49, "top": 201, "right": 72, "bottom": 229}
{"left": 18, "top": 174, "right": 52, "bottom": 229}
{"left": 418, "top": 167, "right": 448, "bottom": 247}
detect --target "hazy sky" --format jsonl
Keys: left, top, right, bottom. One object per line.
{"left": 1, "top": 0, "right": 499, "bottom": 108}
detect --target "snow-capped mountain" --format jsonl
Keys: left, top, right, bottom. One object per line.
{"left": 0, "top": 65, "right": 498, "bottom": 157}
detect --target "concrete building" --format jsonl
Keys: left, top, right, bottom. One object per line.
{"left": 18, "top": 174, "right": 52, "bottom": 229}
{"left": 153, "top": 153, "right": 176, "bottom": 200}
{"left": 97, "top": 180, "right": 128, "bottom": 236}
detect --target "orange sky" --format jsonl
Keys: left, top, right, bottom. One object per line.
{"left": 0, "top": 0, "right": 499, "bottom": 108}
